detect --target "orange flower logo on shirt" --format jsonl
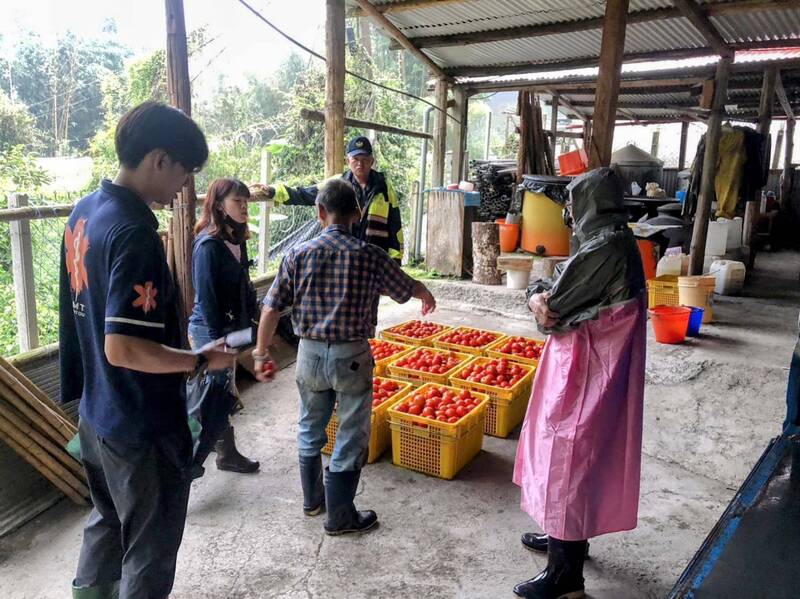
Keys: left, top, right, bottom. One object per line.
{"left": 132, "top": 282, "right": 158, "bottom": 314}
{"left": 65, "top": 219, "right": 90, "bottom": 295}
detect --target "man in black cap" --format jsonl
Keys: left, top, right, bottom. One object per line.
{"left": 257, "top": 136, "right": 404, "bottom": 262}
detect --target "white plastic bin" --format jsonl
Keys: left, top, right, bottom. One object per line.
{"left": 705, "top": 221, "right": 727, "bottom": 256}
{"left": 718, "top": 217, "right": 743, "bottom": 250}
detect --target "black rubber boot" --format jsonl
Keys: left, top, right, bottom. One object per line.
{"left": 521, "top": 533, "right": 590, "bottom": 558}
{"left": 299, "top": 454, "right": 325, "bottom": 516}
{"left": 513, "top": 537, "right": 587, "bottom": 599}
{"left": 214, "top": 426, "right": 260, "bottom": 473}
{"left": 323, "top": 467, "right": 378, "bottom": 536}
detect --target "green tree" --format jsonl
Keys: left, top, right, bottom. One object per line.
{"left": 0, "top": 26, "right": 129, "bottom": 154}
{"left": 0, "top": 91, "right": 42, "bottom": 151}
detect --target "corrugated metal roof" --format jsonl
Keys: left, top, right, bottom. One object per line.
{"left": 712, "top": 9, "right": 800, "bottom": 44}
{"left": 375, "top": 0, "right": 676, "bottom": 38}
{"left": 354, "top": 0, "right": 800, "bottom": 76}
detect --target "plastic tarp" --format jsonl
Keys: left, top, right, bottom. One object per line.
{"left": 526, "top": 168, "right": 646, "bottom": 334}
{"left": 520, "top": 175, "right": 571, "bottom": 206}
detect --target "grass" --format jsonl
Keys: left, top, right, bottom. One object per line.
{"left": 401, "top": 264, "right": 459, "bottom": 281}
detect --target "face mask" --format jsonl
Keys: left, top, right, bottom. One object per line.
{"left": 223, "top": 214, "right": 248, "bottom": 244}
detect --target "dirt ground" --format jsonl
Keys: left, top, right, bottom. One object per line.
{"left": 0, "top": 252, "right": 797, "bottom": 599}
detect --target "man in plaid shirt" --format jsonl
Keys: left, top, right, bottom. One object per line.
{"left": 254, "top": 179, "right": 435, "bottom": 535}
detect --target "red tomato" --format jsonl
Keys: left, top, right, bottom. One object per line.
{"left": 388, "top": 320, "right": 447, "bottom": 339}
{"left": 408, "top": 404, "right": 423, "bottom": 416}
{"left": 397, "top": 403, "right": 409, "bottom": 413}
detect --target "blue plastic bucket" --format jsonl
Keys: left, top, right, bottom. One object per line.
{"left": 686, "top": 307, "right": 704, "bottom": 337}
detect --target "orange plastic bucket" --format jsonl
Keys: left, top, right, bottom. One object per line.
{"left": 648, "top": 305, "right": 691, "bottom": 344}
{"left": 496, "top": 218, "right": 520, "bottom": 252}
{"left": 636, "top": 239, "right": 659, "bottom": 280}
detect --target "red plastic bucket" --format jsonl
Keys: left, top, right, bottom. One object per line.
{"left": 648, "top": 305, "right": 692, "bottom": 344}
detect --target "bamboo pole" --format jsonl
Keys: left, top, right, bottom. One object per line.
{"left": 0, "top": 429, "right": 88, "bottom": 505}
{"left": 0, "top": 380, "right": 67, "bottom": 447}
{"left": 0, "top": 401, "right": 84, "bottom": 479}
{"left": 0, "top": 363, "right": 76, "bottom": 441}
{"left": 325, "top": 0, "right": 346, "bottom": 178}
{"left": 0, "top": 412, "right": 87, "bottom": 496}
{"left": 0, "top": 355, "right": 70, "bottom": 416}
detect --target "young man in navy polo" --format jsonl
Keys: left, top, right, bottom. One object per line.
{"left": 59, "top": 102, "right": 237, "bottom": 599}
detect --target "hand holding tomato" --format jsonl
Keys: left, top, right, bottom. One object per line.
{"left": 254, "top": 350, "right": 277, "bottom": 383}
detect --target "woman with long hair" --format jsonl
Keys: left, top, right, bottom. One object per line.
{"left": 188, "top": 178, "right": 260, "bottom": 474}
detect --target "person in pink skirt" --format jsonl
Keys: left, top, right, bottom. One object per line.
{"left": 513, "top": 168, "right": 647, "bottom": 599}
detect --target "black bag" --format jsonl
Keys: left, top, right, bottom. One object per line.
{"left": 186, "top": 369, "right": 238, "bottom": 478}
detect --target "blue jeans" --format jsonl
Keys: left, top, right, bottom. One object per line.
{"left": 295, "top": 338, "right": 373, "bottom": 472}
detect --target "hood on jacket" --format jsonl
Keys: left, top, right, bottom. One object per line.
{"left": 566, "top": 168, "right": 628, "bottom": 243}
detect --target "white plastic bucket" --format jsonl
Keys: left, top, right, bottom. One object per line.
{"left": 506, "top": 269, "right": 529, "bottom": 290}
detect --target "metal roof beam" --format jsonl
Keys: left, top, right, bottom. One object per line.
{"left": 464, "top": 58, "right": 800, "bottom": 93}
{"left": 670, "top": 0, "right": 732, "bottom": 58}
{"left": 351, "top": 0, "right": 450, "bottom": 80}
{"left": 390, "top": 0, "right": 800, "bottom": 50}
{"left": 447, "top": 40, "right": 800, "bottom": 79}
{"left": 348, "top": 0, "right": 468, "bottom": 17}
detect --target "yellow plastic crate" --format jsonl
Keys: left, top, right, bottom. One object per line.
{"left": 431, "top": 326, "right": 507, "bottom": 356}
{"left": 369, "top": 339, "right": 414, "bottom": 376}
{"left": 380, "top": 320, "right": 453, "bottom": 347}
{"left": 449, "top": 356, "right": 536, "bottom": 438}
{"left": 485, "top": 335, "right": 545, "bottom": 367}
{"left": 322, "top": 377, "right": 413, "bottom": 463}
{"left": 386, "top": 347, "right": 472, "bottom": 387}
{"left": 387, "top": 383, "right": 489, "bottom": 479}
{"left": 647, "top": 275, "right": 680, "bottom": 309}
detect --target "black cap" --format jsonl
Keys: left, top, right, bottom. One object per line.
{"left": 347, "top": 136, "right": 372, "bottom": 158}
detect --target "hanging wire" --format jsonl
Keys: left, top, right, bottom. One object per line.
{"left": 235, "top": 0, "right": 461, "bottom": 124}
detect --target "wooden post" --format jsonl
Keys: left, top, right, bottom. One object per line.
{"left": 325, "top": 0, "right": 346, "bottom": 178}
{"left": 471, "top": 222, "right": 502, "bottom": 285}
{"left": 582, "top": 119, "right": 592, "bottom": 152}
{"left": 689, "top": 57, "right": 731, "bottom": 276}
{"left": 588, "top": 0, "right": 630, "bottom": 169}
{"left": 742, "top": 200, "right": 759, "bottom": 248}
{"left": 757, "top": 67, "right": 778, "bottom": 136}
{"left": 450, "top": 86, "right": 468, "bottom": 183}
{"left": 257, "top": 149, "right": 272, "bottom": 275}
{"left": 773, "top": 127, "right": 785, "bottom": 170}
{"left": 165, "top": 0, "right": 196, "bottom": 332}
{"left": 431, "top": 77, "right": 448, "bottom": 187}
{"left": 650, "top": 129, "right": 660, "bottom": 159}
{"left": 7, "top": 194, "right": 38, "bottom": 352}
{"left": 678, "top": 121, "right": 690, "bottom": 170}
{"left": 550, "top": 94, "right": 559, "bottom": 159}
{"left": 781, "top": 118, "right": 796, "bottom": 210}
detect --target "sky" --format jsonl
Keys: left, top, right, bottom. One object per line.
{"left": 1, "top": 0, "right": 327, "bottom": 93}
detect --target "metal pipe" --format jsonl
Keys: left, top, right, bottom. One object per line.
{"left": 414, "top": 105, "right": 435, "bottom": 262}
{"left": 484, "top": 110, "right": 493, "bottom": 160}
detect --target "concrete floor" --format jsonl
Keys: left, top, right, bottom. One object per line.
{"left": 0, "top": 252, "right": 797, "bottom": 599}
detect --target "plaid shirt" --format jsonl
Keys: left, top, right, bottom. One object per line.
{"left": 263, "top": 225, "right": 416, "bottom": 341}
